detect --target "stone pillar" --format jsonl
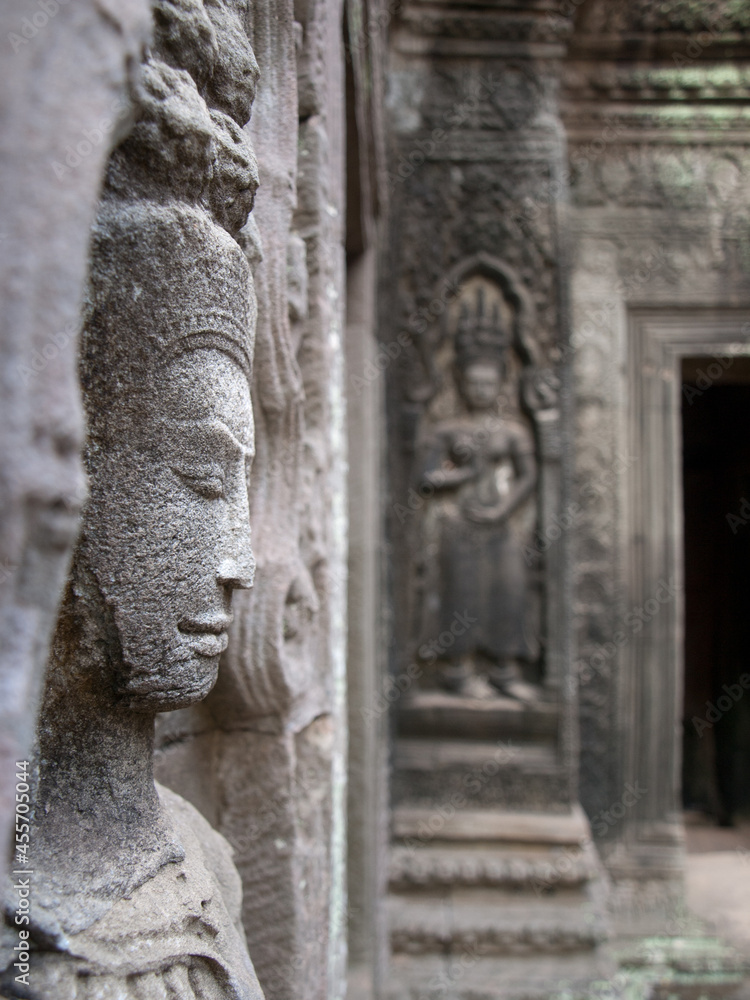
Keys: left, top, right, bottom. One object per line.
{"left": 344, "top": 0, "right": 390, "bottom": 994}
{"left": 0, "top": 0, "right": 151, "bottom": 881}
{"left": 383, "top": 2, "right": 610, "bottom": 995}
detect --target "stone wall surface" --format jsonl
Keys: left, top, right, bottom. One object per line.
{"left": 0, "top": 0, "right": 152, "bottom": 883}
{"left": 377, "top": 5, "right": 620, "bottom": 998}
{"left": 564, "top": 0, "right": 750, "bottom": 927}
{"left": 384, "top": 0, "right": 577, "bottom": 819}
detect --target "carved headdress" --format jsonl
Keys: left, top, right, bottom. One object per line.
{"left": 82, "top": 4, "right": 259, "bottom": 439}
{"left": 454, "top": 285, "right": 510, "bottom": 372}
{"left": 81, "top": 197, "right": 256, "bottom": 456}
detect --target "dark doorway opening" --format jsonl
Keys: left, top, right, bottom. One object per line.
{"left": 681, "top": 356, "right": 750, "bottom": 825}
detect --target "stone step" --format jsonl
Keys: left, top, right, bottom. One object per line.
{"left": 613, "top": 937, "right": 750, "bottom": 1000}
{"left": 386, "top": 939, "right": 750, "bottom": 1000}
{"left": 387, "top": 953, "right": 617, "bottom": 1000}
{"left": 391, "top": 807, "right": 600, "bottom": 896}
{"left": 387, "top": 807, "right": 612, "bottom": 995}
{"left": 392, "top": 739, "right": 569, "bottom": 811}
{"left": 392, "top": 804, "right": 591, "bottom": 847}
{"left": 394, "top": 739, "right": 559, "bottom": 772}
{"left": 619, "top": 935, "right": 750, "bottom": 978}
{"left": 389, "top": 844, "right": 600, "bottom": 892}
{"left": 389, "top": 893, "right": 608, "bottom": 957}
{"left": 397, "top": 690, "right": 559, "bottom": 743}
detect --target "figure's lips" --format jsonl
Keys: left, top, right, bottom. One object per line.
{"left": 178, "top": 613, "right": 233, "bottom": 657}
{"left": 185, "top": 632, "right": 229, "bottom": 657}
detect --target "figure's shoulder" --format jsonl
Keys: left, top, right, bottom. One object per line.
{"left": 14, "top": 786, "right": 265, "bottom": 1000}
{"left": 157, "top": 782, "right": 224, "bottom": 850}
{"left": 157, "top": 783, "right": 243, "bottom": 926}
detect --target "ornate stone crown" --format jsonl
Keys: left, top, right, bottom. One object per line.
{"left": 454, "top": 285, "right": 510, "bottom": 370}
{"left": 82, "top": 198, "right": 255, "bottom": 445}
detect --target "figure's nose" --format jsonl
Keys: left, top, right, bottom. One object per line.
{"left": 217, "top": 550, "right": 255, "bottom": 590}
{"left": 217, "top": 478, "right": 255, "bottom": 590}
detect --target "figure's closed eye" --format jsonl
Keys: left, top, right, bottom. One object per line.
{"left": 172, "top": 466, "right": 225, "bottom": 500}
{"left": 163, "top": 417, "right": 251, "bottom": 502}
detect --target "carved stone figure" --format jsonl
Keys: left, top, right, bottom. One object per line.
{"left": 416, "top": 283, "right": 540, "bottom": 703}
{"left": 0, "top": 1, "right": 264, "bottom": 996}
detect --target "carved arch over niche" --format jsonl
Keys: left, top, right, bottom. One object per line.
{"left": 409, "top": 253, "right": 547, "bottom": 409}
{"left": 439, "top": 253, "right": 539, "bottom": 369}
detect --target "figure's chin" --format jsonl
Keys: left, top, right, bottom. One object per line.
{"left": 123, "top": 656, "right": 220, "bottom": 713}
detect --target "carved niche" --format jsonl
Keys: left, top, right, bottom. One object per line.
{"left": 0, "top": 1, "right": 265, "bottom": 997}
{"left": 404, "top": 256, "right": 560, "bottom": 708}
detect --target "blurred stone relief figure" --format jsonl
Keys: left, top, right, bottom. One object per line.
{"left": 416, "top": 282, "right": 541, "bottom": 703}
{"left": 0, "top": 1, "right": 264, "bottom": 996}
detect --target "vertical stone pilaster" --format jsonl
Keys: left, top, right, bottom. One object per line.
{"left": 382, "top": 4, "right": 607, "bottom": 996}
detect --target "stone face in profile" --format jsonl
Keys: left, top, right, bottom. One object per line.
{"left": 0, "top": 1, "right": 264, "bottom": 996}
{"left": 80, "top": 198, "right": 257, "bottom": 713}
{"left": 84, "top": 345, "right": 255, "bottom": 712}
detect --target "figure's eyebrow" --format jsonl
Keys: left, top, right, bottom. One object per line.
{"left": 212, "top": 419, "right": 254, "bottom": 458}
{"left": 170, "top": 418, "right": 254, "bottom": 457}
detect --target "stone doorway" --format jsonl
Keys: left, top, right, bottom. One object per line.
{"left": 681, "top": 356, "right": 750, "bottom": 827}
{"left": 608, "top": 310, "right": 750, "bottom": 883}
